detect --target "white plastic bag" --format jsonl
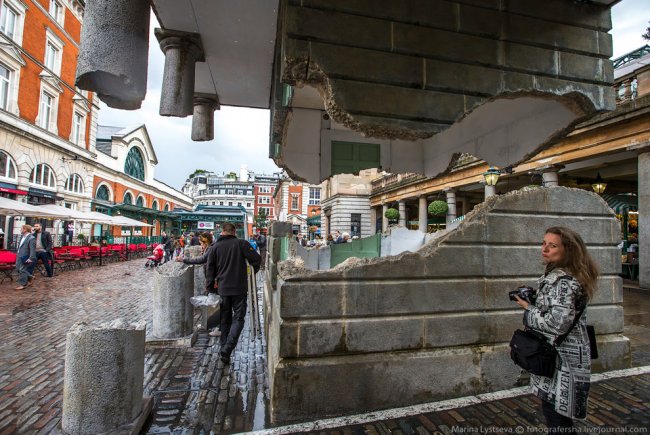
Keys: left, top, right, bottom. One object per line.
{"left": 190, "top": 293, "right": 221, "bottom": 307}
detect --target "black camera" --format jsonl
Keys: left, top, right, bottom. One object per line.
{"left": 509, "top": 286, "right": 535, "bottom": 303}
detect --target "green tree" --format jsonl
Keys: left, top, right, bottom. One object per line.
{"left": 254, "top": 209, "right": 269, "bottom": 229}
{"left": 644, "top": 23, "right": 650, "bottom": 41}
{"left": 190, "top": 169, "right": 207, "bottom": 177}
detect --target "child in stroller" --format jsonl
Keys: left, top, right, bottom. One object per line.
{"left": 145, "top": 244, "right": 165, "bottom": 268}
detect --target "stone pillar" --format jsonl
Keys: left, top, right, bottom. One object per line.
{"left": 152, "top": 263, "right": 194, "bottom": 338}
{"left": 398, "top": 201, "right": 406, "bottom": 227}
{"left": 540, "top": 164, "right": 564, "bottom": 187}
{"left": 485, "top": 184, "right": 496, "bottom": 199}
{"left": 183, "top": 245, "right": 206, "bottom": 297}
{"left": 62, "top": 320, "right": 149, "bottom": 434}
{"left": 639, "top": 151, "right": 650, "bottom": 289}
{"left": 155, "top": 29, "right": 205, "bottom": 117}
{"left": 445, "top": 189, "right": 457, "bottom": 225}
{"left": 75, "top": 0, "right": 150, "bottom": 110}
{"left": 418, "top": 196, "right": 428, "bottom": 233}
{"left": 382, "top": 204, "right": 388, "bottom": 232}
{"left": 370, "top": 207, "right": 378, "bottom": 234}
{"left": 192, "top": 93, "right": 220, "bottom": 141}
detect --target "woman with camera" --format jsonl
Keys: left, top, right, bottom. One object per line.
{"left": 512, "top": 226, "right": 599, "bottom": 434}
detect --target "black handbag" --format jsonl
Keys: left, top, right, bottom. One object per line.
{"left": 510, "top": 305, "right": 591, "bottom": 377}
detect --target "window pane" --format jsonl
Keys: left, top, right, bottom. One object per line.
{"left": 0, "top": 64, "right": 9, "bottom": 110}
{"left": 45, "top": 42, "right": 57, "bottom": 70}
{"left": 0, "top": 151, "right": 6, "bottom": 177}
{"left": 1, "top": 5, "right": 16, "bottom": 39}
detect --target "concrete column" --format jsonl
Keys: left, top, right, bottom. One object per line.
{"left": 418, "top": 196, "right": 428, "bottom": 233}
{"left": 485, "top": 184, "right": 496, "bottom": 199}
{"left": 192, "top": 93, "right": 220, "bottom": 141}
{"left": 75, "top": 0, "right": 150, "bottom": 110}
{"left": 398, "top": 201, "right": 406, "bottom": 227}
{"left": 639, "top": 151, "right": 650, "bottom": 289}
{"left": 540, "top": 164, "right": 564, "bottom": 187}
{"left": 183, "top": 245, "right": 206, "bottom": 297}
{"left": 62, "top": 320, "right": 149, "bottom": 434}
{"left": 370, "top": 207, "right": 378, "bottom": 234}
{"left": 445, "top": 189, "right": 457, "bottom": 225}
{"left": 152, "top": 263, "right": 194, "bottom": 338}
{"left": 155, "top": 29, "right": 205, "bottom": 117}
{"left": 382, "top": 204, "right": 388, "bottom": 232}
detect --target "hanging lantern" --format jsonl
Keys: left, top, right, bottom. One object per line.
{"left": 483, "top": 167, "right": 501, "bottom": 186}
{"left": 592, "top": 172, "right": 606, "bottom": 194}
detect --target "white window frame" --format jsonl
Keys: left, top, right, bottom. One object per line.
{"left": 258, "top": 186, "right": 271, "bottom": 194}
{"left": 0, "top": 149, "right": 17, "bottom": 181}
{"left": 64, "top": 173, "right": 84, "bottom": 194}
{"left": 39, "top": 91, "right": 54, "bottom": 130}
{"left": 0, "top": 0, "right": 26, "bottom": 45}
{"left": 44, "top": 29, "right": 64, "bottom": 76}
{"left": 30, "top": 163, "right": 56, "bottom": 189}
{"left": 258, "top": 195, "right": 271, "bottom": 204}
{"left": 37, "top": 73, "right": 62, "bottom": 133}
{"left": 70, "top": 110, "right": 86, "bottom": 146}
{"left": 290, "top": 193, "right": 299, "bottom": 211}
{"left": 309, "top": 187, "right": 321, "bottom": 205}
{"left": 0, "top": 49, "right": 25, "bottom": 116}
{"left": 49, "top": 0, "right": 65, "bottom": 27}
{"left": 136, "top": 195, "right": 146, "bottom": 208}
{"left": 0, "top": 63, "right": 10, "bottom": 111}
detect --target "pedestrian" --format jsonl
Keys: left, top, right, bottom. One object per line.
{"left": 14, "top": 225, "right": 36, "bottom": 290}
{"left": 333, "top": 230, "right": 343, "bottom": 244}
{"left": 177, "top": 232, "right": 221, "bottom": 336}
{"left": 211, "top": 222, "right": 261, "bottom": 364}
{"left": 190, "top": 232, "right": 200, "bottom": 246}
{"left": 257, "top": 231, "right": 267, "bottom": 269}
{"left": 32, "top": 223, "right": 53, "bottom": 278}
{"left": 512, "top": 226, "right": 599, "bottom": 434}
{"left": 162, "top": 232, "right": 173, "bottom": 263}
{"left": 67, "top": 222, "right": 74, "bottom": 244}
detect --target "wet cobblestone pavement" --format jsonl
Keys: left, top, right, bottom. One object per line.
{"left": 0, "top": 259, "right": 649, "bottom": 434}
{"left": 0, "top": 259, "right": 267, "bottom": 434}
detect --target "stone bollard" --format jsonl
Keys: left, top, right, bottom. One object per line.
{"left": 62, "top": 319, "right": 150, "bottom": 434}
{"left": 183, "top": 245, "right": 206, "bottom": 297}
{"left": 152, "top": 262, "right": 194, "bottom": 338}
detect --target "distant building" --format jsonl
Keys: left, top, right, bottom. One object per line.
{"left": 273, "top": 176, "right": 321, "bottom": 236}
{"left": 253, "top": 173, "right": 280, "bottom": 233}
{"left": 183, "top": 166, "right": 281, "bottom": 235}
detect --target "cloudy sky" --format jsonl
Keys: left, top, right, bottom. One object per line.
{"left": 97, "top": 0, "right": 649, "bottom": 190}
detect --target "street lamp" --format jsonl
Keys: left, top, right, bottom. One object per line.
{"left": 592, "top": 173, "right": 607, "bottom": 194}
{"left": 483, "top": 167, "right": 501, "bottom": 186}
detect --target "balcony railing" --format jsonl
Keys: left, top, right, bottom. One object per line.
{"left": 371, "top": 172, "right": 426, "bottom": 194}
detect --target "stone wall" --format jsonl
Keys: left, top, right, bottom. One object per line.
{"left": 265, "top": 187, "right": 629, "bottom": 423}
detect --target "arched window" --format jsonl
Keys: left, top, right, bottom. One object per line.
{"left": 30, "top": 163, "right": 56, "bottom": 188}
{"left": 0, "top": 150, "right": 17, "bottom": 179}
{"left": 151, "top": 200, "right": 158, "bottom": 210}
{"left": 164, "top": 203, "right": 170, "bottom": 212}
{"left": 96, "top": 184, "right": 110, "bottom": 201}
{"left": 124, "top": 147, "right": 145, "bottom": 181}
{"left": 136, "top": 195, "right": 144, "bottom": 207}
{"left": 123, "top": 192, "right": 133, "bottom": 204}
{"left": 65, "top": 173, "right": 84, "bottom": 193}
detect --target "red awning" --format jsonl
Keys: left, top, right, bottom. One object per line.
{"left": 0, "top": 187, "right": 28, "bottom": 195}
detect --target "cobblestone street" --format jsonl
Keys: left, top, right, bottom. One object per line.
{"left": 0, "top": 259, "right": 267, "bottom": 434}
{"left": 0, "top": 260, "right": 649, "bottom": 434}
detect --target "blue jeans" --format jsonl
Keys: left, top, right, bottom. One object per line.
{"left": 35, "top": 251, "right": 53, "bottom": 277}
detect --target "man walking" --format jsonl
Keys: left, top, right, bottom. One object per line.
{"left": 15, "top": 225, "right": 36, "bottom": 290}
{"left": 256, "top": 231, "right": 267, "bottom": 269}
{"left": 32, "top": 223, "right": 53, "bottom": 277}
{"left": 209, "top": 222, "right": 261, "bottom": 364}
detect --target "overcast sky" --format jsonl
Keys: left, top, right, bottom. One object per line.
{"left": 97, "top": 0, "right": 649, "bottom": 190}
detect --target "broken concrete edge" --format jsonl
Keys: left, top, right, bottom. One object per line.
{"left": 68, "top": 319, "right": 147, "bottom": 334}
{"left": 59, "top": 397, "right": 153, "bottom": 435}
{"left": 146, "top": 329, "right": 199, "bottom": 348}
{"left": 154, "top": 261, "right": 192, "bottom": 277}
{"left": 276, "top": 186, "right": 615, "bottom": 281}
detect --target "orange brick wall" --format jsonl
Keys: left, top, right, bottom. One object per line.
{"left": 18, "top": 1, "right": 93, "bottom": 143}
{"left": 288, "top": 185, "right": 303, "bottom": 212}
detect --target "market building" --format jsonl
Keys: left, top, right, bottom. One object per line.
{"left": 91, "top": 125, "right": 192, "bottom": 239}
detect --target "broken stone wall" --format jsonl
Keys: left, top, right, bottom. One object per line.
{"left": 265, "top": 187, "right": 629, "bottom": 423}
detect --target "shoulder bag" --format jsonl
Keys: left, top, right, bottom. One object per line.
{"left": 509, "top": 304, "right": 595, "bottom": 377}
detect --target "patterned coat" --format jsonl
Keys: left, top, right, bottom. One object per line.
{"left": 523, "top": 268, "right": 591, "bottom": 419}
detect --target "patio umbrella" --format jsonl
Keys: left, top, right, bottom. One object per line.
{"left": 37, "top": 204, "right": 109, "bottom": 223}
{"left": 111, "top": 215, "right": 153, "bottom": 227}
{"left": 0, "top": 197, "right": 69, "bottom": 218}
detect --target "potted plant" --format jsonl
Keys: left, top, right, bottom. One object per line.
{"left": 76, "top": 233, "right": 86, "bottom": 246}
{"left": 384, "top": 207, "right": 399, "bottom": 223}
{"left": 428, "top": 200, "right": 448, "bottom": 216}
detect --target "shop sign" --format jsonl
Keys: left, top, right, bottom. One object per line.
{"left": 198, "top": 221, "right": 215, "bottom": 230}
{"left": 121, "top": 230, "right": 131, "bottom": 236}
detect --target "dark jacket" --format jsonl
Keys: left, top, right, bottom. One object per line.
{"left": 35, "top": 230, "right": 53, "bottom": 252}
{"left": 212, "top": 234, "right": 261, "bottom": 296}
{"left": 257, "top": 234, "right": 266, "bottom": 249}
{"left": 190, "top": 235, "right": 200, "bottom": 246}
{"left": 183, "top": 242, "right": 217, "bottom": 294}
